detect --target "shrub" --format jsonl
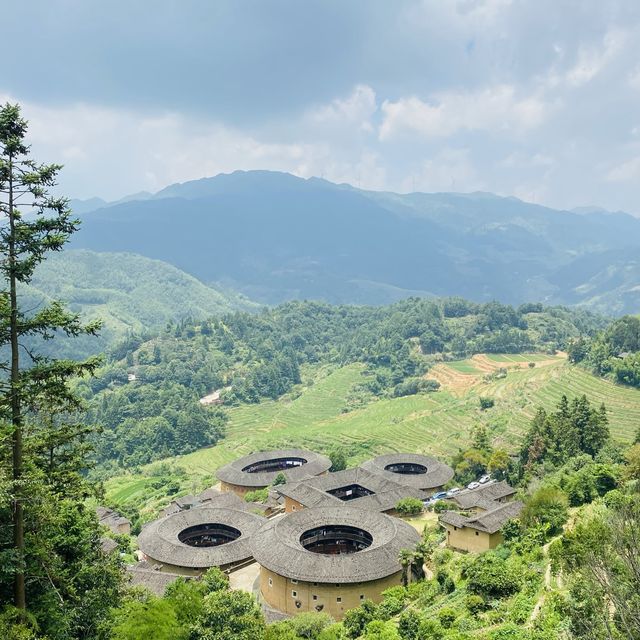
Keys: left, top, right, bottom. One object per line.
{"left": 521, "top": 486, "right": 569, "bottom": 535}
{"left": 437, "top": 607, "right": 457, "bottom": 628}
{"left": 466, "top": 554, "right": 522, "bottom": 598}
{"left": 328, "top": 447, "right": 348, "bottom": 472}
{"left": 479, "top": 397, "right": 495, "bottom": 410}
{"left": 398, "top": 610, "right": 422, "bottom": 639}
{"left": 273, "top": 472, "right": 287, "bottom": 486}
{"left": 343, "top": 601, "right": 377, "bottom": 639}
{"left": 396, "top": 498, "right": 424, "bottom": 516}
{"left": 442, "top": 576, "right": 455, "bottom": 594}
{"left": 466, "top": 594, "right": 485, "bottom": 615}
{"left": 381, "top": 585, "right": 407, "bottom": 601}
{"left": 290, "top": 612, "right": 334, "bottom": 638}
{"left": 265, "top": 622, "right": 298, "bottom": 640}
{"left": 432, "top": 501, "right": 450, "bottom": 514}
{"left": 244, "top": 488, "right": 269, "bottom": 503}
{"left": 418, "top": 619, "right": 445, "bottom": 639}
{"left": 317, "top": 624, "right": 347, "bottom": 640}
{"left": 201, "top": 567, "right": 229, "bottom": 593}
{"left": 377, "top": 596, "right": 405, "bottom": 621}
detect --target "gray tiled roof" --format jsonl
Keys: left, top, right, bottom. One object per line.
{"left": 126, "top": 565, "right": 188, "bottom": 596}
{"left": 216, "top": 449, "right": 331, "bottom": 488}
{"left": 251, "top": 506, "right": 420, "bottom": 583}
{"left": 360, "top": 453, "right": 454, "bottom": 490}
{"left": 159, "top": 486, "right": 257, "bottom": 518}
{"left": 100, "top": 537, "right": 119, "bottom": 555}
{"left": 275, "top": 467, "right": 427, "bottom": 512}
{"left": 96, "top": 506, "right": 131, "bottom": 531}
{"left": 137, "top": 506, "right": 266, "bottom": 569}
{"left": 439, "top": 500, "right": 524, "bottom": 534}
{"left": 450, "top": 481, "right": 517, "bottom": 510}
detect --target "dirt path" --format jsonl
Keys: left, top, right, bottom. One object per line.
{"left": 529, "top": 509, "right": 576, "bottom": 623}
{"left": 229, "top": 562, "right": 261, "bottom": 593}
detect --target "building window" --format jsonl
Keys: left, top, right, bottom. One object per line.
{"left": 454, "top": 526, "right": 458, "bottom": 531}
{"left": 268, "top": 578, "right": 273, "bottom": 587}
{"left": 313, "top": 595, "right": 318, "bottom": 601}
{"left": 475, "top": 531, "right": 479, "bottom": 536}
{"left": 360, "top": 594, "right": 365, "bottom": 600}
{"left": 292, "top": 590, "right": 297, "bottom": 598}
{"left": 337, "top": 597, "right": 342, "bottom": 603}
{"left": 291, "top": 579, "right": 298, "bottom": 584}
{"left": 292, "top": 505, "right": 297, "bottom": 511}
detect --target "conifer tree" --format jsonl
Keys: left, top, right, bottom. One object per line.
{"left": 0, "top": 103, "right": 100, "bottom": 612}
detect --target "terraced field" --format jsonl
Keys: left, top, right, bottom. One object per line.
{"left": 426, "top": 352, "right": 565, "bottom": 392}
{"left": 105, "top": 356, "right": 639, "bottom": 510}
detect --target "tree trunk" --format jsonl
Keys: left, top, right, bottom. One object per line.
{"left": 8, "top": 153, "right": 26, "bottom": 610}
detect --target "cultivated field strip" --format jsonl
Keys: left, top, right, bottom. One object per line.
{"left": 105, "top": 357, "right": 639, "bottom": 506}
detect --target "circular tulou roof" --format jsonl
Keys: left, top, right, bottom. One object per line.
{"left": 216, "top": 449, "right": 332, "bottom": 488}
{"left": 251, "top": 506, "right": 420, "bottom": 584}
{"left": 359, "top": 453, "right": 454, "bottom": 490}
{"left": 137, "top": 507, "right": 266, "bottom": 569}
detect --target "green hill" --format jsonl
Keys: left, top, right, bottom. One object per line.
{"left": 21, "top": 249, "right": 258, "bottom": 358}
{"left": 104, "top": 357, "right": 639, "bottom": 512}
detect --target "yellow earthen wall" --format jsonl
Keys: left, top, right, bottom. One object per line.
{"left": 220, "top": 480, "right": 263, "bottom": 497}
{"left": 260, "top": 566, "right": 402, "bottom": 620}
{"left": 443, "top": 524, "right": 502, "bottom": 553}
{"left": 284, "top": 496, "right": 305, "bottom": 513}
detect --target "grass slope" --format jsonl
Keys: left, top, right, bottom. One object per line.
{"left": 22, "top": 249, "right": 258, "bottom": 357}
{"left": 105, "top": 358, "right": 639, "bottom": 510}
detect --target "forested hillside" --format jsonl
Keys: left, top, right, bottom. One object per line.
{"left": 82, "top": 298, "right": 606, "bottom": 472}
{"left": 20, "top": 250, "right": 257, "bottom": 357}
{"left": 568, "top": 314, "right": 640, "bottom": 387}
{"left": 70, "top": 171, "right": 640, "bottom": 312}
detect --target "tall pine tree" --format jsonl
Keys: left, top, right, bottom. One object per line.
{"left": 0, "top": 103, "right": 100, "bottom": 615}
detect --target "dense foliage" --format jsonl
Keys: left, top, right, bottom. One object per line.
{"left": 519, "top": 395, "right": 609, "bottom": 470}
{"left": 568, "top": 314, "right": 640, "bottom": 387}
{"left": 83, "top": 299, "right": 605, "bottom": 471}
{"left": 0, "top": 103, "right": 125, "bottom": 638}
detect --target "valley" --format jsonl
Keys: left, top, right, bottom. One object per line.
{"left": 105, "top": 355, "right": 639, "bottom": 515}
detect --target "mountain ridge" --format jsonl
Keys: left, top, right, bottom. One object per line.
{"left": 69, "top": 171, "right": 640, "bottom": 313}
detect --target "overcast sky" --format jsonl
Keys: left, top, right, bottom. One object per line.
{"left": 3, "top": 0, "right": 640, "bottom": 213}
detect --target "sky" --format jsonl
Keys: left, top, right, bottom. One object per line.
{"left": 2, "top": 0, "right": 640, "bottom": 213}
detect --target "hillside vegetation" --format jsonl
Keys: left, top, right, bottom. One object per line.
{"left": 82, "top": 298, "right": 606, "bottom": 473}
{"left": 104, "top": 356, "right": 639, "bottom": 512}
{"left": 21, "top": 249, "right": 258, "bottom": 357}
{"left": 568, "top": 314, "right": 640, "bottom": 387}
{"left": 70, "top": 171, "right": 640, "bottom": 312}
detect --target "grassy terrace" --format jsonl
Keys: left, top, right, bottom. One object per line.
{"left": 105, "top": 357, "right": 640, "bottom": 510}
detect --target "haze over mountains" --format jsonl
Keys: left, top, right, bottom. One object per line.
{"left": 23, "top": 250, "right": 256, "bottom": 357}
{"left": 67, "top": 171, "right": 640, "bottom": 314}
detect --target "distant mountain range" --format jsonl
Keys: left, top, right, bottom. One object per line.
{"left": 68, "top": 171, "right": 640, "bottom": 314}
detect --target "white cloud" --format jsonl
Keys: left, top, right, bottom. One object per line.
{"left": 565, "top": 28, "right": 627, "bottom": 87}
{"left": 0, "top": 91, "right": 387, "bottom": 200}
{"left": 379, "top": 85, "right": 548, "bottom": 140}
{"left": 308, "top": 84, "right": 377, "bottom": 133}
{"left": 606, "top": 156, "right": 640, "bottom": 182}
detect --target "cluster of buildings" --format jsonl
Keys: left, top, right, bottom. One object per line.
{"left": 123, "top": 448, "right": 521, "bottom": 620}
